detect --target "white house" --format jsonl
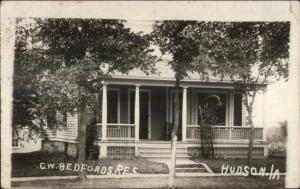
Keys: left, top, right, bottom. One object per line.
{"left": 43, "top": 60, "right": 268, "bottom": 160}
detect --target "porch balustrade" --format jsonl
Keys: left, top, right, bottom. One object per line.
{"left": 186, "top": 125, "right": 263, "bottom": 141}
{"left": 96, "top": 123, "right": 135, "bottom": 140}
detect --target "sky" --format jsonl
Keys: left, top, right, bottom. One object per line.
{"left": 265, "top": 80, "right": 291, "bottom": 128}
{"left": 124, "top": 20, "right": 154, "bottom": 34}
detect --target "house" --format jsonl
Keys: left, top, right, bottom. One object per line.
{"left": 12, "top": 127, "right": 42, "bottom": 153}
{"left": 43, "top": 61, "right": 268, "bottom": 160}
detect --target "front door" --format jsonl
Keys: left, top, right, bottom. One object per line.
{"left": 129, "top": 90, "right": 151, "bottom": 139}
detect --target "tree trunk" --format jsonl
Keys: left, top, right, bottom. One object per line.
{"left": 247, "top": 107, "right": 254, "bottom": 167}
{"left": 78, "top": 104, "right": 87, "bottom": 181}
{"left": 168, "top": 74, "right": 180, "bottom": 187}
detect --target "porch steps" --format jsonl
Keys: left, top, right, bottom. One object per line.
{"left": 175, "top": 163, "right": 213, "bottom": 173}
{"left": 138, "top": 145, "right": 190, "bottom": 162}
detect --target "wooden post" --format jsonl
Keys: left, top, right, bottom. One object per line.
{"left": 262, "top": 90, "right": 267, "bottom": 142}
{"left": 102, "top": 83, "right": 107, "bottom": 141}
{"left": 100, "top": 83, "right": 107, "bottom": 158}
{"left": 182, "top": 86, "right": 187, "bottom": 141}
{"left": 229, "top": 92, "right": 234, "bottom": 139}
{"left": 135, "top": 85, "right": 140, "bottom": 141}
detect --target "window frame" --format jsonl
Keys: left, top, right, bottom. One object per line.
{"left": 107, "top": 88, "right": 121, "bottom": 124}
{"left": 12, "top": 134, "right": 20, "bottom": 148}
{"left": 195, "top": 89, "right": 232, "bottom": 126}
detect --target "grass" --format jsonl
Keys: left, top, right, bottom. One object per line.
{"left": 12, "top": 151, "right": 169, "bottom": 177}
{"left": 12, "top": 176, "right": 285, "bottom": 188}
{"left": 192, "top": 157, "right": 286, "bottom": 173}
{"left": 12, "top": 151, "right": 286, "bottom": 178}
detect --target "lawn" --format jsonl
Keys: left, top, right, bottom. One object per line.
{"left": 192, "top": 157, "right": 286, "bottom": 173}
{"left": 12, "top": 151, "right": 169, "bottom": 177}
{"left": 12, "top": 151, "right": 286, "bottom": 178}
{"left": 12, "top": 176, "right": 285, "bottom": 188}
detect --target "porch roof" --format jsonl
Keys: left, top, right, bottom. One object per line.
{"left": 107, "top": 60, "right": 269, "bottom": 88}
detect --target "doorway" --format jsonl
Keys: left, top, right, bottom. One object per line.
{"left": 129, "top": 89, "right": 151, "bottom": 139}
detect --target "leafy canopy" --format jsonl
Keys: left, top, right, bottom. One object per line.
{"left": 152, "top": 21, "right": 289, "bottom": 89}
{"left": 13, "top": 18, "right": 156, "bottom": 131}
{"left": 210, "top": 22, "right": 289, "bottom": 92}
{"left": 152, "top": 21, "right": 223, "bottom": 79}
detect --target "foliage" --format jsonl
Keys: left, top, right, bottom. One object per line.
{"left": 153, "top": 21, "right": 290, "bottom": 91}
{"left": 152, "top": 21, "right": 289, "bottom": 183}
{"left": 209, "top": 22, "right": 290, "bottom": 110}
{"left": 13, "top": 18, "right": 156, "bottom": 132}
{"left": 267, "top": 120, "right": 287, "bottom": 157}
{"left": 207, "top": 22, "right": 290, "bottom": 164}
{"left": 152, "top": 21, "right": 222, "bottom": 186}
{"left": 152, "top": 21, "right": 223, "bottom": 79}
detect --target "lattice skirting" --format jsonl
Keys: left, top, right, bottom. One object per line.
{"left": 188, "top": 146, "right": 265, "bottom": 158}
{"left": 105, "top": 146, "right": 135, "bottom": 158}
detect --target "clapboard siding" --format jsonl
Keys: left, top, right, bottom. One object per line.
{"left": 48, "top": 106, "right": 95, "bottom": 140}
{"left": 66, "top": 112, "right": 78, "bottom": 138}
{"left": 47, "top": 112, "right": 78, "bottom": 140}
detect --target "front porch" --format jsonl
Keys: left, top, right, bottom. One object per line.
{"left": 94, "top": 78, "right": 266, "bottom": 158}
{"left": 96, "top": 124, "right": 264, "bottom": 142}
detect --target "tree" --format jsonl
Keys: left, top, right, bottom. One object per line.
{"left": 152, "top": 21, "right": 221, "bottom": 187}
{"left": 152, "top": 21, "right": 289, "bottom": 184}
{"left": 211, "top": 22, "right": 289, "bottom": 165}
{"left": 14, "top": 18, "right": 156, "bottom": 180}
{"left": 198, "top": 94, "right": 223, "bottom": 158}
{"left": 13, "top": 18, "right": 62, "bottom": 137}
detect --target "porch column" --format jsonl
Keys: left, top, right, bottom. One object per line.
{"left": 262, "top": 90, "right": 267, "bottom": 141}
{"left": 101, "top": 83, "right": 107, "bottom": 141}
{"left": 182, "top": 86, "right": 188, "bottom": 141}
{"left": 135, "top": 85, "right": 140, "bottom": 141}
{"left": 100, "top": 83, "right": 108, "bottom": 158}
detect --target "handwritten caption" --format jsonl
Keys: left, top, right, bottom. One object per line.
{"left": 39, "top": 162, "right": 138, "bottom": 175}
{"left": 221, "top": 164, "right": 280, "bottom": 180}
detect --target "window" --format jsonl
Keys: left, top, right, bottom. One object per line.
{"left": 47, "top": 110, "right": 57, "bottom": 127}
{"left": 12, "top": 129, "right": 19, "bottom": 148}
{"left": 12, "top": 138, "right": 19, "bottom": 148}
{"left": 129, "top": 91, "right": 135, "bottom": 124}
{"left": 57, "top": 111, "right": 68, "bottom": 127}
{"left": 47, "top": 110, "right": 68, "bottom": 127}
{"left": 198, "top": 93, "right": 226, "bottom": 126}
{"left": 234, "top": 94, "right": 243, "bottom": 126}
{"left": 107, "top": 90, "right": 119, "bottom": 123}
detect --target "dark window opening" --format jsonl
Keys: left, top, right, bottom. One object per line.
{"left": 129, "top": 91, "right": 135, "bottom": 124}
{"left": 234, "top": 94, "right": 243, "bottom": 126}
{"left": 198, "top": 93, "right": 226, "bottom": 126}
{"left": 107, "top": 90, "right": 118, "bottom": 123}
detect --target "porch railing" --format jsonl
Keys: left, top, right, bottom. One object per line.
{"left": 96, "top": 123, "right": 135, "bottom": 140}
{"left": 186, "top": 125, "right": 263, "bottom": 141}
